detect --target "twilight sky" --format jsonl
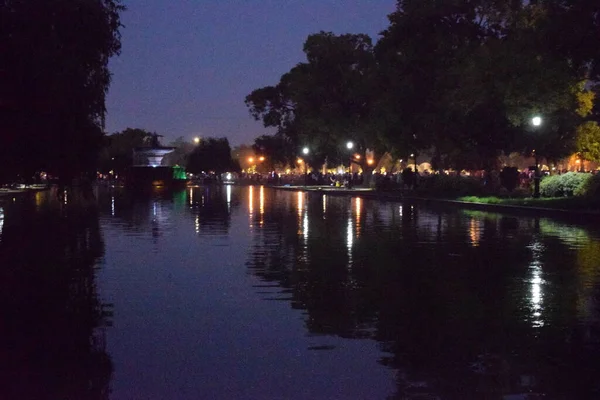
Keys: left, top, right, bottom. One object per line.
{"left": 105, "top": 0, "right": 397, "bottom": 146}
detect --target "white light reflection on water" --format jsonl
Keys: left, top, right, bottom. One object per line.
{"left": 189, "top": 187, "right": 193, "bottom": 206}
{"left": 303, "top": 212, "right": 309, "bottom": 241}
{"left": 347, "top": 216, "right": 353, "bottom": 266}
{"left": 297, "top": 191, "right": 305, "bottom": 236}
{"left": 297, "top": 191, "right": 309, "bottom": 261}
{"left": 322, "top": 194, "right": 327, "bottom": 216}
{"left": 355, "top": 197, "right": 362, "bottom": 238}
{"left": 259, "top": 186, "right": 264, "bottom": 226}
{"left": 248, "top": 186, "right": 254, "bottom": 229}
{"left": 527, "top": 239, "right": 546, "bottom": 328}
{"left": 0, "top": 207, "right": 4, "bottom": 240}
{"left": 226, "top": 184, "right": 232, "bottom": 212}
{"left": 111, "top": 194, "right": 115, "bottom": 217}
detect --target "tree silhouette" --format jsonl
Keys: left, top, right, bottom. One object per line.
{"left": 0, "top": 0, "right": 124, "bottom": 183}
{"left": 0, "top": 188, "right": 113, "bottom": 399}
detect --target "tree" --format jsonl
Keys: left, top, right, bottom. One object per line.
{"left": 252, "top": 134, "right": 296, "bottom": 170}
{"left": 375, "top": 0, "right": 596, "bottom": 172}
{"left": 0, "top": 0, "right": 124, "bottom": 183}
{"left": 163, "top": 136, "right": 195, "bottom": 167}
{"left": 97, "top": 128, "right": 158, "bottom": 175}
{"left": 246, "top": 32, "right": 382, "bottom": 178}
{"left": 186, "top": 137, "right": 238, "bottom": 176}
{"left": 576, "top": 121, "right": 600, "bottom": 164}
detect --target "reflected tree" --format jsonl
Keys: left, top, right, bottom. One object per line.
{"left": 0, "top": 189, "right": 112, "bottom": 399}
{"left": 245, "top": 191, "right": 600, "bottom": 398}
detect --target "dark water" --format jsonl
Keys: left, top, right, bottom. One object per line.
{"left": 1, "top": 186, "right": 600, "bottom": 399}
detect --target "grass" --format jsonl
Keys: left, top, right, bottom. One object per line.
{"left": 456, "top": 195, "right": 600, "bottom": 211}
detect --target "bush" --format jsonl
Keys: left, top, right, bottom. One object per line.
{"left": 539, "top": 172, "right": 592, "bottom": 197}
{"left": 539, "top": 175, "right": 561, "bottom": 197}
{"left": 499, "top": 167, "right": 519, "bottom": 192}
{"left": 415, "top": 174, "right": 485, "bottom": 198}
{"left": 574, "top": 173, "right": 600, "bottom": 197}
{"left": 401, "top": 168, "right": 415, "bottom": 188}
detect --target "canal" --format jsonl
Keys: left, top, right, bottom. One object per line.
{"left": 1, "top": 186, "right": 599, "bottom": 399}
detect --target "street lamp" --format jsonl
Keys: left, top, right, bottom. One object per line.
{"left": 346, "top": 141, "right": 354, "bottom": 150}
{"left": 193, "top": 137, "right": 200, "bottom": 144}
{"left": 531, "top": 116, "right": 542, "bottom": 198}
{"left": 301, "top": 147, "right": 309, "bottom": 186}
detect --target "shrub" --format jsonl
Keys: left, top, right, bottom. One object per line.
{"left": 539, "top": 175, "right": 562, "bottom": 197}
{"left": 401, "top": 168, "right": 415, "bottom": 188}
{"left": 539, "top": 172, "right": 592, "bottom": 197}
{"left": 574, "top": 173, "right": 600, "bottom": 197}
{"left": 499, "top": 167, "right": 519, "bottom": 192}
{"left": 415, "top": 174, "right": 485, "bottom": 198}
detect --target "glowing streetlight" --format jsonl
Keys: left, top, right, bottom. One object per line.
{"left": 531, "top": 115, "right": 543, "bottom": 198}
{"left": 367, "top": 159, "right": 374, "bottom": 165}
{"left": 302, "top": 147, "right": 309, "bottom": 155}
{"left": 346, "top": 141, "right": 354, "bottom": 150}
{"left": 248, "top": 157, "right": 254, "bottom": 163}
{"left": 259, "top": 156, "right": 265, "bottom": 162}
{"left": 354, "top": 154, "right": 361, "bottom": 160}
{"left": 193, "top": 137, "right": 200, "bottom": 144}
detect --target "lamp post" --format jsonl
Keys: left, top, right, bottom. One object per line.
{"left": 302, "top": 147, "right": 309, "bottom": 186}
{"left": 193, "top": 137, "right": 200, "bottom": 145}
{"left": 345, "top": 141, "right": 354, "bottom": 177}
{"left": 532, "top": 116, "right": 542, "bottom": 198}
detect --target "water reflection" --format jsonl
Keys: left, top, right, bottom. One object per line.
{"left": 0, "top": 206, "right": 4, "bottom": 240}
{"left": 0, "top": 189, "right": 112, "bottom": 399}
{"left": 528, "top": 238, "right": 546, "bottom": 328}
{"left": 246, "top": 189, "right": 600, "bottom": 398}
{"left": 248, "top": 185, "right": 254, "bottom": 229}
{"left": 11, "top": 186, "right": 600, "bottom": 398}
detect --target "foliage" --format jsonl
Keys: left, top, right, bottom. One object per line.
{"left": 499, "top": 167, "right": 520, "bottom": 192}
{"left": 575, "top": 121, "right": 600, "bottom": 163}
{"left": 98, "top": 128, "right": 159, "bottom": 175}
{"left": 246, "top": 31, "right": 381, "bottom": 173}
{"left": 415, "top": 174, "right": 486, "bottom": 198}
{"left": 574, "top": 173, "right": 600, "bottom": 198}
{"left": 186, "top": 137, "right": 238, "bottom": 175}
{"left": 0, "top": 0, "right": 124, "bottom": 183}
{"left": 252, "top": 134, "right": 295, "bottom": 169}
{"left": 163, "top": 137, "right": 195, "bottom": 167}
{"left": 539, "top": 172, "right": 591, "bottom": 197}
{"left": 244, "top": 0, "right": 600, "bottom": 176}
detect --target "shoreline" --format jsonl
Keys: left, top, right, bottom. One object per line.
{"left": 0, "top": 187, "right": 49, "bottom": 199}
{"left": 266, "top": 184, "right": 600, "bottom": 219}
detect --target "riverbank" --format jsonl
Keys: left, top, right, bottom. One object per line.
{"left": 268, "top": 184, "right": 600, "bottom": 218}
{"left": 0, "top": 186, "right": 49, "bottom": 199}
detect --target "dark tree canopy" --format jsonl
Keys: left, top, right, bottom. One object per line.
{"left": 252, "top": 134, "right": 296, "bottom": 170}
{"left": 246, "top": 31, "right": 380, "bottom": 171}
{"left": 0, "top": 0, "right": 124, "bottom": 183}
{"left": 187, "top": 137, "right": 238, "bottom": 175}
{"left": 98, "top": 128, "right": 160, "bottom": 175}
{"left": 246, "top": 1, "right": 600, "bottom": 175}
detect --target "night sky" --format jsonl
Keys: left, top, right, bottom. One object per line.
{"left": 105, "top": 0, "right": 397, "bottom": 146}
